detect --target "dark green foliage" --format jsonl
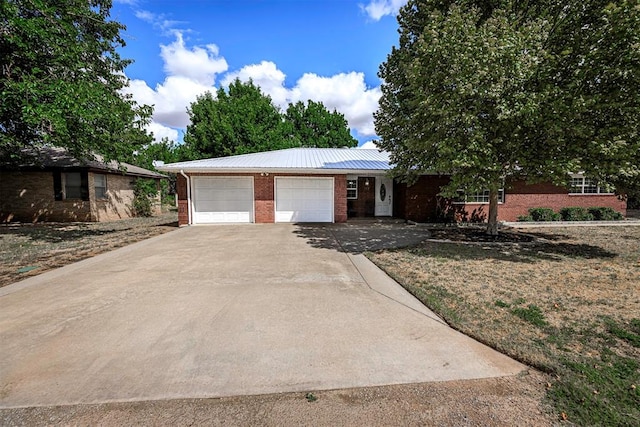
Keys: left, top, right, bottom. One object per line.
{"left": 494, "top": 299, "right": 510, "bottom": 308}
{"left": 132, "top": 179, "right": 158, "bottom": 217}
{"left": 528, "top": 208, "right": 561, "bottom": 222}
{"left": 517, "top": 215, "right": 534, "bottom": 222}
{"left": 375, "top": 0, "right": 640, "bottom": 235}
{"left": 511, "top": 304, "right": 548, "bottom": 327}
{"left": 284, "top": 100, "right": 357, "bottom": 148}
{"left": 560, "top": 207, "right": 594, "bottom": 221}
{"left": 183, "top": 80, "right": 356, "bottom": 160}
{"left": 0, "top": 0, "right": 153, "bottom": 164}
{"left": 588, "top": 207, "right": 624, "bottom": 221}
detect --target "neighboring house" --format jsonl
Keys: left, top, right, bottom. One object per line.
{"left": 1, "top": 147, "right": 165, "bottom": 223}
{"left": 156, "top": 147, "right": 626, "bottom": 226}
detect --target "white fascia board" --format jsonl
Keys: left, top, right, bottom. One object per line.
{"left": 157, "top": 167, "right": 390, "bottom": 175}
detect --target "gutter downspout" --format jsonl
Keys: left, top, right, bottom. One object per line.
{"left": 179, "top": 170, "right": 192, "bottom": 225}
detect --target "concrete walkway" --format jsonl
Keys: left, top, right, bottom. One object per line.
{"left": 0, "top": 224, "right": 524, "bottom": 408}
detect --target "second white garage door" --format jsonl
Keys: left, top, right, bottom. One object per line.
{"left": 192, "top": 176, "right": 254, "bottom": 224}
{"left": 275, "top": 177, "right": 334, "bottom": 223}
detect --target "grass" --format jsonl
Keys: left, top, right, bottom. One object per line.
{"left": 368, "top": 225, "right": 640, "bottom": 426}
{"left": 0, "top": 212, "right": 178, "bottom": 287}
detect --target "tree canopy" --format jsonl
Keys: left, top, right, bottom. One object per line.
{"left": 0, "top": 0, "right": 152, "bottom": 164}
{"left": 183, "top": 79, "right": 357, "bottom": 159}
{"left": 375, "top": 0, "right": 640, "bottom": 234}
{"left": 284, "top": 100, "right": 357, "bottom": 148}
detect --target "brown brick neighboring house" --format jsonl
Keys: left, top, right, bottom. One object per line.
{"left": 1, "top": 147, "right": 165, "bottom": 223}
{"left": 158, "top": 147, "right": 626, "bottom": 226}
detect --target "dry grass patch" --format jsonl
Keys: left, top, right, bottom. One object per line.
{"left": 0, "top": 212, "right": 178, "bottom": 287}
{"left": 368, "top": 225, "right": 640, "bottom": 426}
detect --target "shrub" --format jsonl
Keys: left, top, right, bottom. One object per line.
{"left": 588, "top": 207, "right": 623, "bottom": 221}
{"left": 517, "top": 215, "right": 534, "bottom": 222}
{"left": 559, "top": 207, "right": 594, "bottom": 221}
{"left": 133, "top": 178, "right": 158, "bottom": 217}
{"left": 528, "top": 207, "right": 561, "bottom": 221}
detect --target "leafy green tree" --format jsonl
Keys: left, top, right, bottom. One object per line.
{"left": 284, "top": 100, "right": 357, "bottom": 148}
{"left": 0, "top": 0, "right": 152, "bottom": 164}
{"left": 376, "top": 0, "right": 640, "bottom": 234}
{"left": 184, "top": 79, "right": 288, "bottom": 158}
{"left": 184, "top": 80, "right": 358, "bottom": 158}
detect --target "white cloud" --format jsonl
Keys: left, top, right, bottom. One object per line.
{"left": 124, "top": 32, "right": 382, "bottom": 143}
{"left": 221, "top": 61, "right": 289, "bottom": 107}
{"left": 357, "top": 140, "right": 380, "bottom": 149}
{"left": 360, "top": 0, "right": 407, "bottom": 21}
{"left": 160, "top": 31, "right": 228, "bottom": 85}
{"left": 291, "top": 72, "right": 381, "bottom": 136}
{"left": 226, "top": 64, "right": 381, "bottom": 137}
{"left": 146, "top": 122, "right": 179, "bottom": 143}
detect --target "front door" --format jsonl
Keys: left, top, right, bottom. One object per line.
{"left": 374, "top": 177, "right": 393, "bottom": 216}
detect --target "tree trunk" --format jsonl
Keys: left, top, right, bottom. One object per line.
{"left": 486, "top": 187, "right": 499, "bottom": 236}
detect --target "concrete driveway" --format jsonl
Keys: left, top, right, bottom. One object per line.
{"left": 0, "top": 224, "right": 524, "bottom": 408}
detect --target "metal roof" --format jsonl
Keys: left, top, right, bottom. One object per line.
{"left": 157, "top": 148, "right": 392, "bottom": 174}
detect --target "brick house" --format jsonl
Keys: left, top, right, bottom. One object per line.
{"left": 1, "top": 147, "right": 165, "bottom": 223}
{"left": 157, "top": 147, "right": 626, "bottom": 226}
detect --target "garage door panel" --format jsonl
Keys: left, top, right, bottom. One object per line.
{"left": 275, "top": 177, "right": 333, "bottom": 223}
{"left": 193, "top": 177, "right": 253, "bottom": 224}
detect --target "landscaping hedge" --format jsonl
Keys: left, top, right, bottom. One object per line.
{"left": 517, "top": 207, "right": 624, "bottom": 222}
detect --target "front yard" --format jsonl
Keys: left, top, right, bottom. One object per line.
{"left": 0, "top": 212, "right": 178, "bottom": 288}
{"left": 368, "top": 225, "right": 640, "bottom": 425}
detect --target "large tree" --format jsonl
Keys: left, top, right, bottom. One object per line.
{"left": 0, "top": 0, "right": 152, "bottom": 164}
{"left": 376, "top": 0, "right": 640, "bottom": 234}
{"left": 184, "top": 79, "right": 289, "bottom": 158}
{"left": 184, "top": 79, "right": 358, "bottom": 159}
{"left": 284, "top": 100, "right": 357, "bottom": 148}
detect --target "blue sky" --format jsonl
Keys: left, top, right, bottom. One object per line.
{"left": 112, "top": 0, "right": 408, "bottom": 146}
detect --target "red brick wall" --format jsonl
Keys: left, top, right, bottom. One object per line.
{"left": 496, "top": 181, "right": 626, "bottom": 221}
{"left": 347, "top": 177, "right": 376, "bottom": 217}
{"left": 396, "top": 175, "right": 451, "bottom": 223}
{"left": 176, "top": 174, "right": 189, "bottom": 226}
{"left": 175, "top": 172, "right": 347, "bottom": 224}
{"left": 396, "top": 177, "right": 626, "bottom": 223}
{"left": 334, "top": 175, "right": 347, "bottom": 223}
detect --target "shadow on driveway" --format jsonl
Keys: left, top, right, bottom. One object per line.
{"left": 293, "top": 221, "right": 432, "bottom": 253}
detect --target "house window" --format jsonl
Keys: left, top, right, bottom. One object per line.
{"left": 455, "top": 189, "right": 505, "bottom": 204}
{"left": 64, "top": 172, "right": 83, "bottom": 199}
{"left": 94, "top": 174, "right": 107, "bottom": 199}
{"left": 347, "top": 179, "right": 358, "bottom": 199}
{"left": 569, "top": 175, "right": 613, "bottom": 194}
{"left": 53, "top": 171, "right": 89, "bottom": 201}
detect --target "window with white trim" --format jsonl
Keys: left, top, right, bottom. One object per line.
{"left": 94, "top": 174, "right": 107, "bottom": 199}
{"left": 455, "top": 188, "right": 505, "bottom": 204}
{"left": 569, "top": 175, "right": 613, "bottom": 194}
{"left": 347, "top": 179, "right": 358, "bottom": 199}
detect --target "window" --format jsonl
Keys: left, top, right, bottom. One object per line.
{"left": 53, "top": 171, "right": 89, "bottom": 201}
{"left": 347, "top": 179, "right": 358, "bottom": 199}
{"left": 455, "top": 189, "right": 505, "bottom": 204}
{"left": 64, "top": 172, "right": 83, "bottom": 199}
{"left": 94, "top": 174, "right": 107, "bottom": 199}
{"left": 569, "top": 175, "right": 613, "bottom": 194}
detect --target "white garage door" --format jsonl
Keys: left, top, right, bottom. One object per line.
{"left": 275, "top": 177, "right": 334, "bottom": 223}
{"left": 192, "top": 176, "right": 254, "bottom": 223}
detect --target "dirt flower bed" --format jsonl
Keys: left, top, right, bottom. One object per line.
{"left": 368, "top": 225, "right": 640, "bottom": 426}
{"left": 0, "top": 212, "right": 178, "bottom": 288}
